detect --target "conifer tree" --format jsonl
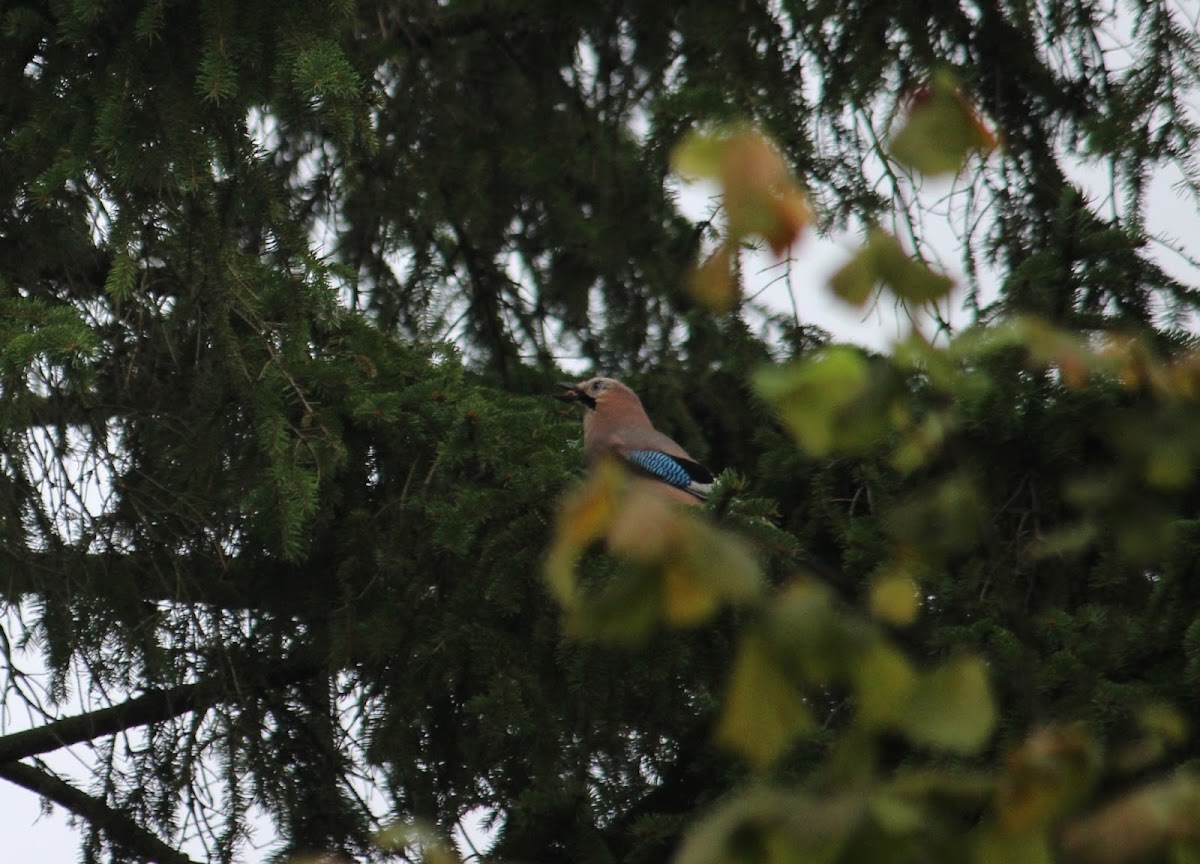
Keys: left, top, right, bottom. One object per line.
{"left": 1, "top": 1, "right": 1199, "bottom": 862}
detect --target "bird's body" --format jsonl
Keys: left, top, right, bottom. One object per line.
{"left": 556, "top": 378, "right": 714, "bottom": 504}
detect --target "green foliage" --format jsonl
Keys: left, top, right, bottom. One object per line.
{"left": 542, "top": 81, "right": 1200, "bottom": 861}
{"left": 2, "top": 2, "right": 1200, "bottom": 863}
{"left": 0, "top": 297, "right": 99, "bottom": 377}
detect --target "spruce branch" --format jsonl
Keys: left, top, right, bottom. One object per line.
{"left": 0, "top": 680, "right": 218, "bottom": 764}
{"left": 0, "top": 552, "right": 307, "bottom": 613}
{"left": 0, "top": 655, "right": 322, "bottom": 763}
{"left": 0, "top": 760, "right": 201, "bottom": 864}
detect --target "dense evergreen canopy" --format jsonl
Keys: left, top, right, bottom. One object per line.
{"left": 2, "top": 1, "right": 1199, "bottom": 862}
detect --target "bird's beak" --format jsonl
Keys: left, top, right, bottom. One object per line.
{"left": 554, "top": 381, "right": 596, "bottom": 409}
{"left": 553, "top": 381, "right": 583, "bottom": 403}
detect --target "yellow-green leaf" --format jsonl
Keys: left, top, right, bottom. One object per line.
{"left": 866, "top": 227, "right": 955, "bottom": 303}
{"left": 870, "top": 792, "right": 926, "bottom": 834}
{"left": 829, "top": 246, "right": 878, "bottom": 306}
{"left": 892, "top": 410, "right": 956, "bottom": 474}
{"left": 972, "top": 827, "right": 1053, "bottom": 864}
{"left": 890, "top": 71, "right": 998, "bottom": 177}
{"left": 661, "top": 561, "right": 721, "bottom": 627}
{"left": 868, "top": 571, "right": 921, "bottom": 627}
{"left": 755, "top": 347, "right": 888, "bottom": 456}
{"left": 676, "top": 789, "right": 861, "bottom": 864}
{"left": 716, "top": 632, "right": 815, "bottom": 770}
{"left": 564, "top": 564, "right": 664, "bottom": 645}
{"left": 1138, "top": 703, "right": 1189, "bottom": 746}
{"left": 674, "top": 125, "right": 810, "bottom": 257}
{"left": 767, "top": 581, "right": 851, "bottom": 686}
{"left": 852, "top": 640, "right": 917, "bottom": 728}
{"left": 897, "top": 656, "right": 995, "bottom": 754}
{"left": 375, "top": 820, "right": 461, "bottom": 864}
{"left": 678, "top": 518, "right": 764, "bottom": 607}
{"left": 689, "top": 243, "right": 737, "bottom": 313}
{"left": 671, "top": 128, "right": 727, "bottom": 179}
{"left": 1114, "top": 703, "right": 1186, "bottom": 774}
{"left": 606, "top": 477, "right": 683, "bottom": 562}
{"left": 543, "top": 462, "right": 623, "bottom": 608}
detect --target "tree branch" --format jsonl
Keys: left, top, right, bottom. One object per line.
{"left": 0, "top": 550, "right": 313, "bottom": 613}
{"left": 0, "top": 680, "right": 217, "bottom": 764}
{"left": 0, "top": 653, "right": 320, "bottom": 763}
{"left": 0, "top": 760, "right": 201, "bottom": 864}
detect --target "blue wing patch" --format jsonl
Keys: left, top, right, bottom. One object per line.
{"left": 622, "top": 449, "right": 715, "bottom": 499}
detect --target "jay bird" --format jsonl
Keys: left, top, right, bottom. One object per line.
{"left": 556, "top": 377, "right": 715, "bottom": 505}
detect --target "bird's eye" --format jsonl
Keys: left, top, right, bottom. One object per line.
{"left": 591, "top": 382, "right": 601, "bottom": 391}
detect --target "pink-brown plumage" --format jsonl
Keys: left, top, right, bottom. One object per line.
{"left": 556, "top": 378, "right": 714, "bottom": 504}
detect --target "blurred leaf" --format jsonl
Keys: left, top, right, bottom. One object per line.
{"left": 720, "top": 129, "right": 811, "bottom": 254}
{"left": 549, "top": 463, "right": 762, "bottom": 639}
{"left": 895, "top": 331, "right": 994, "bottom": 404}
{"left": 829, "top": 246, "right": 877, "bottom": 306}
{"left": 671, "top": 128, "right": 727, "bottom": 178}
{"left": 690, "top": 243, "right": 737, "bottom": 313}
{"left": 1139, "top": 703, "right": 1189, "bottom": 746}
{"left": 768, "top": 580, "right": 873, "bottom": 687}
{"left": 869, "top": 791, "right": 926, "bottom": 834}
{"left": 716, "top": 631, "right": 816, "bottom": 770}
{"left": 564, "top": 564, "right": 664, "bottom": 645}
{"left": 890, "top": 71, "right": 998, "bottom": 177}
{"left": 831, "top": 228, "right": 954, "bottom": 308}
{"left": 756, "top": 348, "right": 900, "bottom": 456}
{"left": 762, "top": 189, "right": 813, "bottom": 256}
{"left": 1002, "top": 316, "right": 1108, "bottom": 387}
{"left": 868, "top": 570, "right": 921, "bottom": 627}
{"left": 852, "top": 640, "right": 917, "bottom": 728}
{"left": 994, "top": 725, "right": 1100, "bottom": 832}
{"left": 1145, "top": 438, "right": 1193, "bottom": 490}
{"left": 676, "top": 789, "right": 861, "bottom": 864}
{"left": 544, "top": 461, "right": 623, "bottom": 608}
{"left": 563, "top": 461, "right": 622, "bottom": 545}
{"left": 972, "top": 827, "right": 1053, "bottom": 864}
{"left": 868, "top": 227, "right": 956, "bottom": 303}
{"left": 607, "top": 476, "right": 684, "bottom": 562}
{"left": 673, "top": 517, "right": 764, "bottom": 624}
{"left": 890, "top": 472, "right": 985, "bottom": 557}
{"left": 887, "top": 768, "right": 996, "bottom": 810}
{"left": 376, "top": 820, "right": 460, "bottom": 864}
{"left": 1060, "top": 773, "right": 1200, "bottom": 864}
{"left": 674, "top": 125, "right": 811, "bottom": 258}
{"left": 891, "top": 410, "right": 956, "bottom": 474}
{"left": 1114, "top": 704, "right": 1189, "bottom": 774}
{"left": 1115, "top": 504, "right": 1175, "bottom": 565}
{"left": 661, "top": 560, "right": 721, "bottom": 627}
{"left": 898, "top": 656, "right": 995, "bottom": 754}
{"left": 1026, "top": 522, "right": 1098, "bottom": 559}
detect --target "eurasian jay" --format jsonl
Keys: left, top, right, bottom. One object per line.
{"left": 556, "top": 377, "right": 714, "bottom": 504}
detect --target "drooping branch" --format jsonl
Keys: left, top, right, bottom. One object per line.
{"left": 0, "top": 760, "right": 201, "bottom": 864}
{"left": 0, "top": 681, "right": 217, "bottom": 764}
{"left": 0, "top": 655, "right": 322, "bottom": 764}
{"left": 0, "top": 551, "right": 316, "bottom": 613}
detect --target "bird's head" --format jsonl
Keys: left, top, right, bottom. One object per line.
{"left": 554, "top": 377, "right": 633, "bottom": 412}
